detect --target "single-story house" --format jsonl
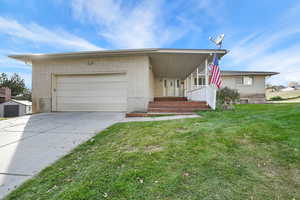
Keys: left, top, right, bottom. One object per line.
{"left": 8, "top": 48, "right": 278, "bottom": 113}
{"left": 281, "top": 87, "right": 295, "bottom": 92}
{"left": 0, "top": 99, "right": 32, "bottom": 117}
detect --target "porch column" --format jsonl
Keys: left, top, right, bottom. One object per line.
{"left": 205, "top": 58, "right": 209, "bottom": 85}
{"left": 190, "top": 73, "right": 193, "bottom": 90}
{"left": 196, "top": 67, "right": 199, "bottom": 88}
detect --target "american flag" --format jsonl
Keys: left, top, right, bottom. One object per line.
{"left": 210, "top": 53, "right": 222, "bottom": 88}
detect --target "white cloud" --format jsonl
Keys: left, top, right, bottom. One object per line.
{"left": 247, "top": 44, "right": 300, "bottom": 85}
{"left": 0, "top": 57, "right": 29, "bottom": 70}
{"left": 0, "top": 16, "right": 102, "bottom": 88}
{"left": 223, "top": 2, "right": 300, "bottom": 85}
{"left": 227, "top": 27, "right": 300, "bottom": 65}
{"left": 0, "top": 16, "right": 101, "bottom": 51}
{"left": 71, "top": 0, "right": 188, "bottom": 48}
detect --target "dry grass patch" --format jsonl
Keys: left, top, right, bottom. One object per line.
{"left": 144, "top": 145, "right": 164, "bottom": 153}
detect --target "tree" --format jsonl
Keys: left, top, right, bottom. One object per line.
{"left": 14, "top": 88, "right": 32, "bottom": 101}
{"left": 0, "top": 73, "right": 8, "bottom": 85}
{"left": 0, "top": 73, "right": 27, "bottom": 96}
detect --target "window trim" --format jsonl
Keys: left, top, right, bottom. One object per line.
{"left": 236, "top": 76, "right": 253, "bottom": 86}
{"left": 242, "top": 76, "right": 253, "bottom": 86}
{"left": 194, "top": 77, "right": 206, "bottom": 86}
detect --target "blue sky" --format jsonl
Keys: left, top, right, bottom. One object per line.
{"left": 1, "top": 0, "right": 300, "bottom": 88}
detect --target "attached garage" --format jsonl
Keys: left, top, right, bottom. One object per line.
{"left": 53, "top": 73, "right": 127, "bottom": 112}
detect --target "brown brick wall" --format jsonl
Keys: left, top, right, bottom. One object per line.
{"left": 0, "top": 88, "right": 11, "bottom": 103}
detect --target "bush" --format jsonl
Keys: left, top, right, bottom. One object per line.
{"left": 217, "top": 87, "right": 240, "bottom": 110}
{"left": 270, "top": 96, "right": 283, "bottom": 101}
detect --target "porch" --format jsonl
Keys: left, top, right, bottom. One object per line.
{"left": 147, "top": 49, "right": 227, "bottom": 112}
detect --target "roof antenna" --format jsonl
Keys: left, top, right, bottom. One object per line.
{"left": 209, "top": 34, "right": 225, "bottom": 49}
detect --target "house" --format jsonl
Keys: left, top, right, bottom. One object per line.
{"left": 281, "top": 87, "right": 295, "bottom": 92}
{"left": 9, "top": 48, "right": 228, "bottom": 113}
{"left": 0, "top": 87, "right": 11, "bottom": 103}
{"left": 295, "top": 85, "right": 300, "bottom": 90}
{"left": 0, "top": 99, "right": 32, "bottom": 117}
{"left": 8, "top": 48, "right": 278, "bottom": 114}
{"left": 190, "top": 70, "right": 279, "bottom": 104}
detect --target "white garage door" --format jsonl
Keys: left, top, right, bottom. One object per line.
{"left": 55, "top": 74, "right": 127, "bottom": 111}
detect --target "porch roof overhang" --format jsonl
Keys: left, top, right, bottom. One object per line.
{"left": 148, "top": 49, "right": 227, "bottom": 79}
{"left": 8, "top": 48, "right": 228, "bottom": 79}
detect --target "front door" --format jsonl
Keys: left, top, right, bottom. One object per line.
{"left": 163, "top": 79, "right": 183, "bottom": 97}
{"left": 167, "top": 79, "right": 175, "bottom": 96}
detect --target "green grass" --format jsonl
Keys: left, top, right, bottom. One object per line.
{"left": 0, "top": 118, "right": 6, "bottom": 120}
{"left": 5, "top": 104, "right": 300, "bottom": 200}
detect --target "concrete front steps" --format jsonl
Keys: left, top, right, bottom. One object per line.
{"left": 148, "top": 97, "right": 210, "bottom": 113}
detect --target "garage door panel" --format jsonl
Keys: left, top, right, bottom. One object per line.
{"left": 57, "top": 103, "right": 127, "bottom": 111}
{"left": 57, "top": 74, "right": 126, "bottom": 83}
{"left": 57, "top": 96, "right": 127, "bottom": 104}
{"left": 56, "top": 82, "right": 127, "bottom": 91}
{"left": 56, "top": 88, "right": 127, "bottom": 97}
{"left": 55, "top": 74, "right": 127, "bottom": 111}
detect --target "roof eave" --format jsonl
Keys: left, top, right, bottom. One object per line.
{"left": 8, "top": 48, "right": 228, "bottom": 62}
{"left": 221, "top": 72, "right": 280, "bottom": 76}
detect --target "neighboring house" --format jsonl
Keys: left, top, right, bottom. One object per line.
{"left": 281, "top": 87, "right": 295, "bottom": 92}
{"left": 190, "top": 70, "right": 279, "bottom": 103}
{"left": 0, "top": 99, "right": 32, "bottom": 117}
{"left": 0, "top": 87, "right": 11, "bottom": 103}
{"left": 295, "top": 85, "right": 300, "bottom": 90}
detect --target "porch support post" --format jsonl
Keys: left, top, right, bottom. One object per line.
{"left": 196, "top": 67, "right": 199, "bottom": 88}
{"left": 205, "top": 58, "right": 209, "bottom": 86}
{"left": 190, "top": 73, "right": 193, "bottom": 90}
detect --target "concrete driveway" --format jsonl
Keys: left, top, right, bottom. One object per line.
{"left": 0, "top": 112, "right": 124, "bottom": 198}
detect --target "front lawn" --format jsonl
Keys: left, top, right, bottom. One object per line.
{"left": 6, "top": 104, "right": 300, "bottom": 200}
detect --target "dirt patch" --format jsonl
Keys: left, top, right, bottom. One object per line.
{"left": 292, "top": 168, "right": 300, "bottom": 185}
{"left": 176, "top": 127, "right": 189, "bottom": 133}
{"left": 144, "top": 145, "right": 164, "bottom": 153}
{"left": 237, "top": 137, "right": 257, "bottom": 150}
{"left": 122, "top": 145, "right": 138, "bottom": 153}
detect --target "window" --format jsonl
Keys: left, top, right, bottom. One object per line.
{"left": 235, "top": 77, "right": 243, "bottom": 84}
{"left": 243, "top": 76, "right": 253, "bottom": 85}
{"left": 177, "top": 80, "right": 180, "bottom": 88}
{"left": 194, "top": 77, "right": 206, "bottom": 85}
{"left": 236, "top": 76, "right": 253, "bottom": 85}
{"left": 200, "top": 78, "right": 205, "bottom": 85}
{"left": 164, "top": 80, "right": 167, "bottom": 88}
